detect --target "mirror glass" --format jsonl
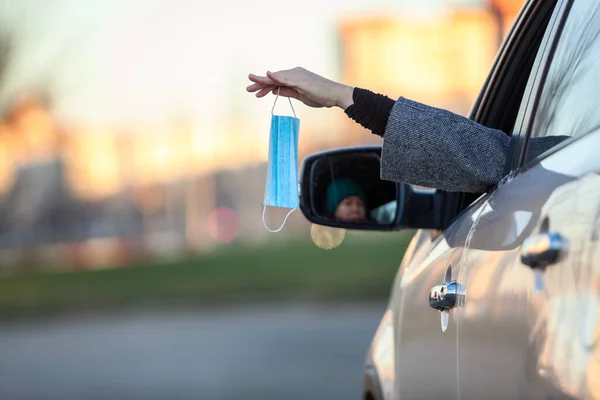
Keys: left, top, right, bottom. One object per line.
{"left": 309, "top": 151, "right": 399, "bottom": 226}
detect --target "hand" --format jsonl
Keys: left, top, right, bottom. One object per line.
{"left": 246, "top": 67, "right": 354, "bottom": 110}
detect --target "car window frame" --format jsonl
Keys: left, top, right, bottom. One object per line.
{"left": 506, "top": 0, "right": 575, "bottom": 170}
{"left": 470, "top": 0, "right": 556, "bottom": 131}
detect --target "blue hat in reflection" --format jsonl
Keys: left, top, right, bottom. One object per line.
{"left": 326, "top": 178, "right": 366, "bottom": 216}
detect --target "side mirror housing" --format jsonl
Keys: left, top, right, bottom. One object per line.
{"left": 298, "top": 146, "right": 460, "bottom": 231}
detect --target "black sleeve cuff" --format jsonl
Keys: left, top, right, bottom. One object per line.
{"left": 344, "top": 87, "right": 395, "bottom": 137}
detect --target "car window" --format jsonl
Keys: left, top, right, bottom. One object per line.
{"left": 530, "top": 0, "right": 600, "bottom": 140}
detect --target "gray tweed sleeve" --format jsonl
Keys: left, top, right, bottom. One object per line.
{"left": 381, "top": 97, "right": 510, "bottom": 193}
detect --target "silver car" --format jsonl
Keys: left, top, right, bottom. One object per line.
{"left": 298, "top": 0, "right": 600, "bottom": 398}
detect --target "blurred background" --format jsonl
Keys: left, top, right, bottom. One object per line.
{"left": 0, "top": 0, "right": 521, "bottom": 398}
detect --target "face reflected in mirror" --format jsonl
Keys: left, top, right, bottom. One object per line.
{"left": 310, "top": 151, "right": 399, "bottom": 226}
{"left": 327, "top": 178, "right": 367, "bottom": 222}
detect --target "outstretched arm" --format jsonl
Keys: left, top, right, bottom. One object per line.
{"left": 247, "top": 67, "right": 570, "bottom": 193}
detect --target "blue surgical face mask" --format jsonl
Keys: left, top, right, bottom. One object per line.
{"left": 262, "top": 88, "right": 300, "bottom": 233}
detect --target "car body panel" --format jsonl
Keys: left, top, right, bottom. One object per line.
{"left": 452, "top": 129, "right": 600, "bottom": 399}
{"left": 364, "top": 0, "right": 600, "bottom": 399}
{"left": 364, "top": 229, "right": 434, "bottom": 400}
{"left": 521, "top": 133, "right": 600, "bottom": 398}
{"left": 392, "top": 233, "right": 457, "bottom": 399}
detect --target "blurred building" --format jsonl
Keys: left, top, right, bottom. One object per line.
{"left": 0, "top": 97, "right": 78, "bottom": 246}
{"left": 337, "top": 0, "right": 522, "bottom": 144}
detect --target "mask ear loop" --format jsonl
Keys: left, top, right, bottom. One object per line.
{"left": 271, "top": 86, "right": 297, "bottom": 117}
{"left": 262, "top": 86, "right": 298, "bottom": 233}
{"left": 262, "top": 206, "right": 295, "bottom": 233}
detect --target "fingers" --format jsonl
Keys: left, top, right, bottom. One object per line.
{"left": 247, "top": 69, "right": 303, "bottom": 100}
{"left": 256, "top": 86, "right": 299, "bottom": 99}
{"left": 255, "top": 85, "right": 276, "bottom": 98}
{"left": 272, "top": 86, "right": 299, "bottom": 100}
{"left": 248, "top": 73, "right": 277, "bottom": 86}
{"left": 266, "top": 70, "right": 297, "bottom": 87}
{"left": 246, "top": 82, "right": 265, "bottom": 93}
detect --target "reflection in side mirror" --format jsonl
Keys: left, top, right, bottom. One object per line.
{"left": 299, "top": 146, "right": 460, "bottom": 231}
{"left": 299, "top": 146, "right": 402, "bottom": 230}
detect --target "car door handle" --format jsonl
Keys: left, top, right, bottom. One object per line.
{"left": 521, "top": 232, "right": 568, "bottom": 270}
{"left": 429, "top": 281, "right": 463, "bottom": 312}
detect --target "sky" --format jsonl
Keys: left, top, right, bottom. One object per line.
{"left": 0, "top": 0, "right": 483, "bottom": 129}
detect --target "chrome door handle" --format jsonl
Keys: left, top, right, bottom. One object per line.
{"left": 521, "top": 232, "right": 568, "bottom": 270}
{"left": 429, "top": 281, "right": 463, "bottom": 312}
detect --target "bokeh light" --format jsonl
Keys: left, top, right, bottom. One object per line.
{"left": 207, "top": 206, "right": 240, "bottom": 244}
{"left": 310, "top": 223, "right": 345, "bottom": 249}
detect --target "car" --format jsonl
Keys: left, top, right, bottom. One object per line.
{"left": 297, "top": 0, "right": 600, "bottom": 398}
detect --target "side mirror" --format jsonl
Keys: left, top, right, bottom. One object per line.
{"left": 299, "top": 146, "right": 455, "bottom": 231}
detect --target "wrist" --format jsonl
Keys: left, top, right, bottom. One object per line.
{"left": 334, "top": 84, "right": 355, "bottom": 110}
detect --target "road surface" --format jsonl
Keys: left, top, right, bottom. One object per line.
{"left": 0, "top": 303, "right": 384, "bottom": 400}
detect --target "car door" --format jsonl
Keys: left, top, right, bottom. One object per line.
{"left": 393, "top": 228, "right": 457, "bottom": 399}
{"left": 527, "top": 156, "right": 600, "bottom": 399}
{"left": 391, "top": 1, "right": 561, "bottom": 399}
{"left": 450, "top": 0, "right": 600, "bottom": 398}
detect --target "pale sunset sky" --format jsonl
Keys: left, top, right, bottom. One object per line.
{"left": 0, "top": 0, "right": 483, "bottom": 156}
